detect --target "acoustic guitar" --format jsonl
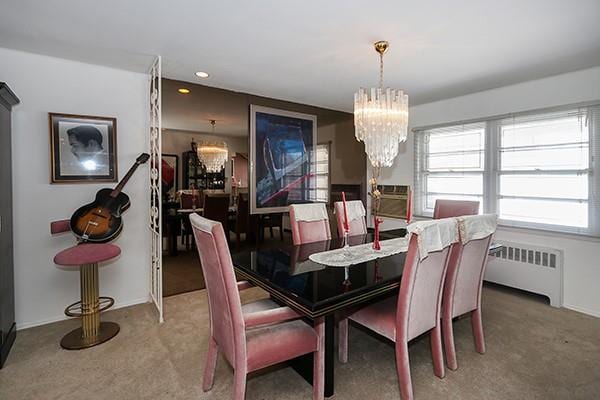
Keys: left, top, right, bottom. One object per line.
{"left": 70, "top": 153, "right": 150, "bottom": 243}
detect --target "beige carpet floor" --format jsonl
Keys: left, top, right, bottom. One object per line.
{"left": 1, "top": 285, "right": 599, "bottom": 400}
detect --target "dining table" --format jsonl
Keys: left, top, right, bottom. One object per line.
{"left": 232, "top": 231, "right": 503, "bottom": 398}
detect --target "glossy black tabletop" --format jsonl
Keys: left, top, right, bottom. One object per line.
{"left": 232, "top": 233, "right": 408, "bottom": 318}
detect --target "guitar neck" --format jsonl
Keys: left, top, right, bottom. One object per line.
{"left": 110, "top": 162, "right": 140, "bottom": 197}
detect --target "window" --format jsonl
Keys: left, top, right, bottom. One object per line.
{"left": 415, "top": 122, "right": 485, "bottom": 215}
{"left": 313, "top": 143, "right": 330, "bottom": 203}
{"left": 414, "top": 105, "right": 600, "bottom": 236}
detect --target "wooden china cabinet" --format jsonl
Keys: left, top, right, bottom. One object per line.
{"left": 182, "top": 150, "right": 226, "bottom": 190}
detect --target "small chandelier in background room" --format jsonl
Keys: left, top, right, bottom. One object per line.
{"left": 354, "top": 40, "right": 409, "bottom": 250}
{"left": 197, "top": 120, "right": 228, "bottom": 173}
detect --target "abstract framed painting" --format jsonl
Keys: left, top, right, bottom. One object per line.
{"left": 249, "top": 105, "right": 317, "bottom": 214}
{"left": 161, "top": 153, "right": 179, "bottom": 200}
{"left": 49, "top": 113, "right": 117, "bottom": 183}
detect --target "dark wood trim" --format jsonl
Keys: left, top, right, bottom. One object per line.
{"left": 0, "top": 322, "right": 16, "bottom": 368}
{"left": 0, "top": 83, "right": 20, "bottom": 110}
{"left": 0, "top": 83, "right": 17, "bottom": 369}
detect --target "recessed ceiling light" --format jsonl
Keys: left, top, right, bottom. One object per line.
{"left": 178, "top": 88, "right": 191, "bottom": 94}
{"left": 195, "top": 71, "right": 210, "bottom": 78}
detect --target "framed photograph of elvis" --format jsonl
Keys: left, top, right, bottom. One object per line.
{"left": 49, "top": 113, "right": 118, "bottom": 183}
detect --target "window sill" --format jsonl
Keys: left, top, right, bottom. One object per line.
{"left": 413, "top": 214, "right": 600, "bottom": 243}
{"left": 495, "top": 224, "right": 600, "bottom": 243}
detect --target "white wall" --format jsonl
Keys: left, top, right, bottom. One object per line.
{"left": 374, "top": 66, "right": 600, "bottom": 317}
{"left": 1, "top": 47, "right": 151, "bottom": 329}
{"left": 161, "top": 129, "right": 248, "bottom": 193}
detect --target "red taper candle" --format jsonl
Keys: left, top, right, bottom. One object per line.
{"left": 342, "top": 191, "right": 350, "bottom": 232}
{"left": 406, "top": 187, "right": 412, "bottom": 224}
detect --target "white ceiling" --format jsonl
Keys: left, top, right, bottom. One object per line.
{"left": 1, "top": 0, "right": 599, "bottom": 111}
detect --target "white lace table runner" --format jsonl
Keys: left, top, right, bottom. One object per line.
{"left": 309, "top": 237, "right": 409, "bottom": 267}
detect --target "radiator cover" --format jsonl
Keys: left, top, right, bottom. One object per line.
{"left": 485, "top": 240, "right": 563, "bottom": 307}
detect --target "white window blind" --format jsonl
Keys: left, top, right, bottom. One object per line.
{"left": 312, "top": 143, "right": 330, "bottom": 203}
{"left": 414, "top": 122, "right": 485, "bottom": 216}
{"left": 414, "top": 104, "right": 600, "bottom": 236}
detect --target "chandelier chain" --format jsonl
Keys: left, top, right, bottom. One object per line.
{"left": 379, "top": 53, "right": 384, "bottom": 89}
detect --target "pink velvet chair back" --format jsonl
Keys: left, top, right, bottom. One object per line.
{"left": 444, "top": 234, "right": 492, "bottom": 319}
{"left": 333, "top": 201, "right": 367, "bottom": 237}
{"left": 289, "top": 204, "right": 332, "bottom": 245}
{"left": 397, "top": 234, "right": 451, "bottom": 342}
{"left": 433, "top": 199, "right": 479, "bottom": 219}
{"left": 190, "top": 214, "right": 245, "bottom": 367}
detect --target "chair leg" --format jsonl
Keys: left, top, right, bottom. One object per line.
{"left": 471, "top": 308, "right": 486, "bottom": 354}
{"left": 236, "top": 232, "right": 241, "bottom": 252}
{"left": 279, "top": 225, "right": 284, "bottom": 241}
{"left": 202, "top": 337, "right": 219, "bottom": 392}
{"left": 338, "top": 318, "right": 348, "bottom": 363}
{"left": 443, "top": 314, "right": 458, "bottom": 370}
{"left": 430, "top": 324, "right": 445, "bottom": 378}
{"left": 269, "top": 227, "right": 274, "bottom": 238}
{"left": 395, "top": 340, "right": 414, "bottom": 400}
{"left": 233, "top": 369, "right": 247, "bottom": 400}
{"left": 313, "top": 317, "right": 325, "bottom": 400}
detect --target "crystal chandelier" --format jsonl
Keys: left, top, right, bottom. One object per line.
{"left": 354, "top": 41, "right": 409, "bottom": 169}
{"left": 197, "top": 120, "right": 228, "bottom": 173}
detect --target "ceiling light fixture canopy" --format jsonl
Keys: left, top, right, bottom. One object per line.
{"left": 354, "top": 40, "right": 409, "bottom": 169}
{"left": 197, "top": 120, "right": 228, "bottom": 173}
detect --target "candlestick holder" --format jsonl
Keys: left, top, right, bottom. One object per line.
{"left": 342, "top": 266, "right": 352, "bottom": 290}
{"left": 372, "top": 216, "right": 383, "bottom": 251}
{"left": 342, "top": 230, "right": 353, "bottom": 258}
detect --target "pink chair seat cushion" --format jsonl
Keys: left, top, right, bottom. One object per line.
{"left": 349, "top": 295, "right": 397, "bottom": 342}
{"left": 50, "top": 219, "right": 71, "bottom": 234}
{"left": 243, "top": 299, "right": 318, "bottom": 372}
{"left": 54, "top": 243, "right": 121, "bottom": 266}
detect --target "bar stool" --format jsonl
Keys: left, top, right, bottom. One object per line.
{"left": 51, "top": 220, "right": 121, "bottom": 350}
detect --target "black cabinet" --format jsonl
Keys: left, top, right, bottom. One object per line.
{"left": 182, "top": 150, "right": 225, "bottom": 190}
{"left": 0, "top": 83, "right": 19, "bottom": 368}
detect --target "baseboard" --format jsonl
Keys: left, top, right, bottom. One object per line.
{"left": 0, "top": 322, "right": 17, "bottom": 368}
{"left": 16, "top": 296, "right": 151, "bottom": 330}
{"left": 563, "top": 303, "right": 600, "bottom": 318}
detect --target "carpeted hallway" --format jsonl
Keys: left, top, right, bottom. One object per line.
{"left": 1, "top": 285, "right": 599, "bottom": 400}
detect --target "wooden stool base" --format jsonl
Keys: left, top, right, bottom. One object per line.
{"left": 60, "top": 321, "right": 120, "bottom": 350}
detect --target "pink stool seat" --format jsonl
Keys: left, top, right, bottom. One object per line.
{"left": 54, "top": 243, "right": 121, "bottom": 266}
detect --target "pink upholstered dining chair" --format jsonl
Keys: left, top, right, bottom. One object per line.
{"left": 433, "top": 199, "right": 479, "bottom": 219}
{"left": 190, "top": 214, "right": 325, "bottom": 400}
{"left": 334, "top": 200, "right": 367, "bottom": 237}
{"left": 442, "top": 214, "right": 497, "bottom": 370}
{"left": 338, "top": 218, "right": 458, "bottom": 400}
{"left": 289, "top": 203, "right": 331, "bottom": 245}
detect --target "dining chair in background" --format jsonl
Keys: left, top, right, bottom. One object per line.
{"left": 338, "top": 218, "right": 459, "bottom": 400}
{"left": 289, "top": 203, "right": 332, "bottom": 245}
{"left": 203, "top": 193, "right": 231, "bottom": 239}
{"left": 442, "top": 214, "right": 497, "bottom": 370}
{"left": 259, "top": 213, "right": 285, "bottom": 241}
{"left": 433, "top": 199, "right": 479, "bottom": 219}
{"left": 333, "top": 200, "right": 367, "bottom": 237}
{"left": 257, "top": 190, "right": 289, "bottom": 241}
{"left": 190, "top": 214, "right": 325, "bottom": 400}
{"left": 229, "top": 193, "right": 252, "bottom": 251}
{"left": 180, "top": 190, "right": 202, "bottom": 249}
